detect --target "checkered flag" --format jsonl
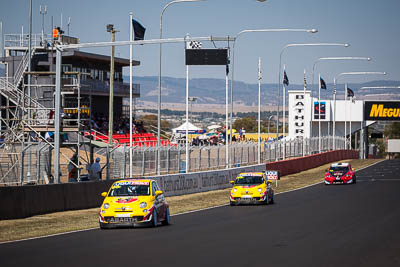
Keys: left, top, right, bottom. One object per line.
{"left": 187, "top": 40, "right": 202, "bottom": 49}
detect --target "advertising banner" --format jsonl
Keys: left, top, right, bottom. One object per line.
{"left": 364, "top": 101, "right": 400, "bottom": 121}
{"left": 314, "top": 101, "right": 326, "bottom": 120}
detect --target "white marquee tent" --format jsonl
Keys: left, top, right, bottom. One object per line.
{"left": 172, "top": 122, "right": 204, "bottom": 134}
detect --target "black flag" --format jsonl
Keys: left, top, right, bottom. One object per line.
{"left": 132, "top": 19, "right": 146, "bottom": 40}
{"left": 347, "top": 88, "right": 354, "bottom": 98}
{"left": 320, "top": 77, "right": 327, "bottom": 89}
{"left": 283, "top": 71, "right": 289, "bottom": 86}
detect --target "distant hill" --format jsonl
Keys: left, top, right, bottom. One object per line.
{"left": 126, "top": 76, "right": 400, "bottom": 105}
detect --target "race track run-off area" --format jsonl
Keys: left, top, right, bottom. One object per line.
{"left": 1, "top": 160, "right": 400, "bottom": 267}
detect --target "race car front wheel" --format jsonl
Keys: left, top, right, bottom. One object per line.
{"left": 99, "top": 222, "right": 110, "bottom": 230}
{"left": 162, "top": 207, "right": 170, "bottom": 226}
{"left": 151, "top": 210, "right": 158, "bottom": 227}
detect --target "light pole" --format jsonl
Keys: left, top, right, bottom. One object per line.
{"left": 278, "top": 43, "right": 349, "bottom": 145}
{"left": 107, "top": 24, "right": 119, "bottom": 146}
{"left": 230, "top": 28, "right": 318, "bottom": 166}
{"left": 311, "top": 57, "right": 371, "bottom": 145}
{"left": 333, "top": 71, "right": 386, "bottom": 150}
{"left": 360, "top": 86, "right": 400, "bottom": 90}
{"left": 67, "top": 17, "right": 71, "bottom": 36}
{"left": 188, "top": 97, "right": 197, "bottom": 121}
{"left": 40, "top": 5, "right": 47, "bottom": 44}
{"left": 157, "top": 0, "right": 206, "bottom": 175}
{"left": 267, "top": 115, "right": 274, "bottom": 136}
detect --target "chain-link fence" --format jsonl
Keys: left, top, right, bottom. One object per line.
{"left": 110, "top": 136, "right": 347, "bottom": 177}
{"left": 0, "top": 136, "right": 348, "bottom": 185}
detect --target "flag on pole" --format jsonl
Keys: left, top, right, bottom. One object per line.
{"left": 320, "top": 77, "right": 327, "bottom": 89}
{"left": 132, "top": 19, "right": 146, "bottom": 40}
{"left": 283, "top": 70, "right": 289, "bottom": 86}
{"left": 303, "top": 69, "right": 307, "bottom": 90}
{"left": 187, "top": 40, "right": 202, "bottom": 49}
{"left": 347, "top": 87, "right": 354, "bottom": 98}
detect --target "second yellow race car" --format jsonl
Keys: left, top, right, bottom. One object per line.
{"left": 229, "top": 172, "right": 274, "bottom": 205}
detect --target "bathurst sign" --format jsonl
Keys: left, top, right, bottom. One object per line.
{"left": 364, "top": 101, "right": 400, "bottom": 121}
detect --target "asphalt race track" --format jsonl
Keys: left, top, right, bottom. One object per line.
{"left": 1, "top": 160, "right": 400, "bottom": 267}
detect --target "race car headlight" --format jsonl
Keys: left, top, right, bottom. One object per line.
{"left": 103, "top": 203, "right": 109, "bottom": 209}
{"left": 233, "top": 188, "right": 237, "bottom": 193}
{"left": 139, "top": 202, "right": 147, "bottom": 209}
{"left": 258, "top": 188, "right": 263, "bottom": 192}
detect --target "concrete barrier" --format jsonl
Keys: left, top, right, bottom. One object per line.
{"left": 0, "top": 150, "right": 358, "bottom": 220}
{"left": 265, "top": 150, "right": 359, "bottom": 176}
{"left": 0, "top": 164, "right": 265, "bottom": 219}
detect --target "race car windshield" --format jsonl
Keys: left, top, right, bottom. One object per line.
{"left": 329, "top": 166, "right": 349, "bottom": 173}
{"left": 109, "top": 185, "right": 150, "bottom": 197}
{"left": 235, "top": 176, "right": 264, "bottom": 185}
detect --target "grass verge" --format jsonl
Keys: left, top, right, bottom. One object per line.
{"left": 0, "top": 158, "right": 382, "bottom": 243}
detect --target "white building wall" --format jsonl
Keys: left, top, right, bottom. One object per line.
{"left": 288, "top": 90, "right": 369, "bottom": 140}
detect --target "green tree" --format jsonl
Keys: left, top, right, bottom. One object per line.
{"left": 384, "top": 122, "right": 400, "bottom": 138}
{"left": 139, "top": 115, "right": 171, "bottom": 133}
{"left": 233, "top": 116, "right": 257, "bottom": 132}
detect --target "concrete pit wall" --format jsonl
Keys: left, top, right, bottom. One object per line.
{"left": 0, "top": 150, "right": 359, "bottom": 220}
{"left": 0, "top": 164, "right": 266, "bottom": 220}
{"left": 265, "top": 150, "right": 359, "bottom": 176}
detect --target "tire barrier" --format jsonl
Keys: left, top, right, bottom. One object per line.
{"left": 265, "top": 150, "right": 359, "bottom": 177}
{"left": 0, "top": 164, "right": 266, "bottom": 220}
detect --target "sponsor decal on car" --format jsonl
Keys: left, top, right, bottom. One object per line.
{"left": 113, "top": 181, "right": 150, "bottom": 187}
{"left": 114, "top": 198, "right": 138, "bottom": 204}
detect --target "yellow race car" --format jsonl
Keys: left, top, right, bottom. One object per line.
{"left": 99, "top": 178, "right": 170, "bottom": 229}
{"left": 229, "top": 172, "right": 274, "bottom": 205}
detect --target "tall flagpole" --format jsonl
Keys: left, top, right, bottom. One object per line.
{"left": 349, "top": 95, "right": 352, "bottom": 149}
{"left": 257, "top": 57, "right": 262, "bottom": 164}
{"left": 318, "top": 73, "right": 321, "bottom": 153}
{"left": 303, "top": 69, "right": 306, "bottom": 156}
{"left": 225, "top": 64, "right": 229, "bottom": 168}
{"left": 129, "top": 12, "right": 133, "bottom": 177}
{"left": 344, "top": 82, "right": 347, "bottom": 149}
{"left": 185, "top": 64, "right": 189, "bottom": 173}
{"left": 333, "top": 78, "right": 337, "bottom": 149}
{"left": 282, "top": 64, "right": 286, "bottom": 159}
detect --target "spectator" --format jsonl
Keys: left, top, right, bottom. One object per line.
{"left": 89, "top": 157, "right": 102, "bottom": 181}
{"left": 242, "top": 128, "right": 246, "bottom": 141}
{"left": 45, "top": 131, "right": 54, "bottom": 142}
{"left": 67, "top": 154, "right": 79, "bottom": 182}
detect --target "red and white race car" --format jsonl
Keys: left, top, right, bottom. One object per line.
{"left": 324, "top": 162, "right": 356, "bottom": 185}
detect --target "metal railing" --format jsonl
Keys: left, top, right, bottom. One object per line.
{"left": 4, "top": 33, "right": 51, "bottom": 48}
{"left": 0, "top": 135, "right": 348, "bottom": 185}
{"left": 110, "top": 136, "right": 347, "bottom": 177}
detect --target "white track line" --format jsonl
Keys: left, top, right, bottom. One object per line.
{"left": 0, "top": 159, "right": 385, "bottom": 245}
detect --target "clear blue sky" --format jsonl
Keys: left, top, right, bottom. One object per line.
{"left": 1, "top": 0, "right": 400, "bottom": 85}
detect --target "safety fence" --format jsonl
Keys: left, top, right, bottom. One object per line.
{"left": 110, "top": 136, "right": 346, "bottom": 177}
{"left": 0, "top": 136, "right": 347, "bottom": 185}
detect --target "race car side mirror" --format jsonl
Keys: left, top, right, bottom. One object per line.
{"left": 155, "top": 190, "right": 163, "bottom": 196}
{"left": 230, "top": 180, "right": 235, "bottom": 185}
{"left": 101, "top": 192, "right": 107, "bottom": 197}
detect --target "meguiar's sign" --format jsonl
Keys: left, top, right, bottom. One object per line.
{"left": 364, "top": 101, "right": 400, "bottom": 121}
